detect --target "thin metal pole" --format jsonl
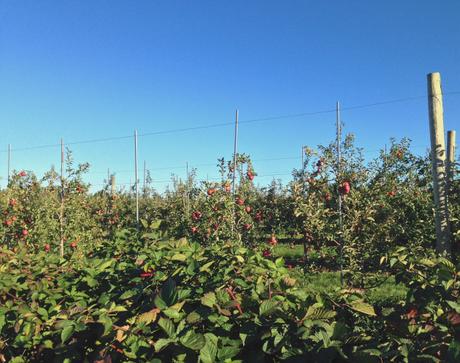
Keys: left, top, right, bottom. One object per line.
{"left": 336, "top": 101, "right": 344, "bottom": 286}
{"left": 60, "top": 138, "right": 65, "bottom": 258}
{"left": 107, "top": 168, "right": 110, "bottom": 186}
{"left": 301, "top": 146, "right": 304, "bottom": 171}
{"left": 143, "top": 160, "right": 147, "bottom": 195}
{"left": 232, "top": 109, "right": 239, "bottom": 195}
{"left": 384, "top": 144, "right": 387, "bottom": 183}
{"left": 134, "top": 130, "right": 139, "bottom": 228}
{"left": 185, "top": 162, "right": 190, "bottom": 216}
{"left": 7, "top": 144, "right": 11, "bottom": 185}
{"left": 447, "top": 130, "right": 456, "bottom": 193}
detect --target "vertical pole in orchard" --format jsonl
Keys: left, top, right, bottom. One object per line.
{"left": 427, "top": 72, "right": 450, "bottom": 255}
{"left": 143, "top": 160, "right": 147, "bottom": 196}
{"left": 336, "top": 101, "right": 344, "bottom": 286}
{"left": 7, "top": 144, "right": 11, "bottom": 185}
{"left": 231, "top": 109, "right": 239, "bottom": 238}
{"left": 107, "top": 168, "right": 110, "bottom": 187}
{"left": 232, "top": 109, "right": 239, "bottom": 195}
{"left": 301, "top": 146, "right": 304, "bottom": 171}
{"left": 60, "top": 138, "right": 65, "bottom": 258}
{"left": 384, "top": 144, "right": 387, "bottom": 179}
{"left": 134, "top": 130, "right": 139, "bottom": 229}
{"left": 185, "top": 162, "right": 190, "bottom": 217}
{"left": 446, "top": 130, "right": 456, "bottom": 192}
{"left": 111, "top": 175, "right": 116, "bottom": 195}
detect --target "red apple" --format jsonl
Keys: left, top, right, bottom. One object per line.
{"left": 192, "top": 211, "right": 202, "bottom": 221}
{"left": 338, "top": 181, "right": 351, "bottom": 195}
{"left": 268, "top": 235, "right": 278, "bottom": 246}
{"left": 22, "top": 229, "right": 29, "bottom": 237}
{"left": 236, "top": 198, "right": 245, "bottom": 206}
{"left": 245, "top": 206, "right": 252, "bottom": 213}
{"left": 44, "top": 244, "right": 51, "bottom": 252}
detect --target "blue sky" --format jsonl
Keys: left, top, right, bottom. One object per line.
{"left": 0, "top": 0, "right": 459, "bottom": 191}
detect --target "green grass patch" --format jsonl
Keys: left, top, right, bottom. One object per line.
{"left": 289, "top": 270, "right": 407, "bottom": 305}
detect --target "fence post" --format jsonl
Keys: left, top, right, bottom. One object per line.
{"left": 110, "top": 175, "right": 116, "bottom": 195}
{"left": 447, "top": 130, "right": 456, "bottom": 191}
{"left": 427, "top": 72, "right": 450, "bottom": 255}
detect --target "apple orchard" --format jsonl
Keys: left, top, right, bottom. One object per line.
{"left": 0, "top": 133, "right": 459, "bottom": 363}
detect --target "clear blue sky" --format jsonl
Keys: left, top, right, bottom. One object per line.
{"left": 0, "top": 0, "right": 459, "bottom": 191}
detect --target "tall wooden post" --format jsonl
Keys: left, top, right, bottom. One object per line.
{"left": 110, "top": 175, "right": 116, "bottom": 195}
{"left": 427, "top": 72, "right": 450, "bottom": 254}
{"left": 447, "top": 130, "right": 456, "bottom": 191}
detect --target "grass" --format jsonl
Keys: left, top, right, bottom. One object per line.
{"left": 274, "top": 244, "right": 304, "bottom": 259}
{"left": 288, "top": 269, "right": 407, "bottom": 305}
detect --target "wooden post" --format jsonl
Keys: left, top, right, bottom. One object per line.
{"left": 447, "top": 130, "right": 456, "bottom": 191}
{"left": 110, "top": 175, "right": 116, "bottom": 195}
{"left": 60, "top": 138, "right": 65, "bottom": 258}
{"left": 427, "top": 72, "right": 450, "bottom": 254}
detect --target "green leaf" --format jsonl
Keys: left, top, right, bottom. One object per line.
{"left": 179, "top": 330, "right": 205, "bottom": 351}
{"left": 154, "top": 338, "right": 172, "bottom": 352}
{"left": 304, "top": 306, "right": 337, "bottom": 320}
{"left": 199, "top": 261, "right": 214, "bottom": 272}
{"left": 259, "top": 300, "right": 278, "bottom": 316}
{"left": 447, "top": 339, "right": 460, "bottom": 363}
{"left": 137, "top": 309, "right": 159, "bottom": 325}
{"left": 171, "top": 253, "right": 187, "bottom": 261}
{"left": 218, "top": 346, "right": 241, "bottom": 360}
{"left": 158, "top": 317, "right": 176, "bottom": 338}
{"left": 61, "top": 325, "right": 74, "bottom": 343}
{"left": 201, "top": 292, "right": 216, "bottom": 308}
{"left": 161, "top": 278, "right": 178, "bottom": 306}
{"left": 349, "top": 301, "right": 376, "bottom": 316}
{"left": 154, "top": 295, "right": 168, "bottom": 309}
{"left": 200, "top": 333, "right": 218, "bottom": 363}
{"left": 97, "top": 259, "right": 114, "bottom": 272}
{"left": 119, "top": 290, "right": 136, "bottom": 300}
